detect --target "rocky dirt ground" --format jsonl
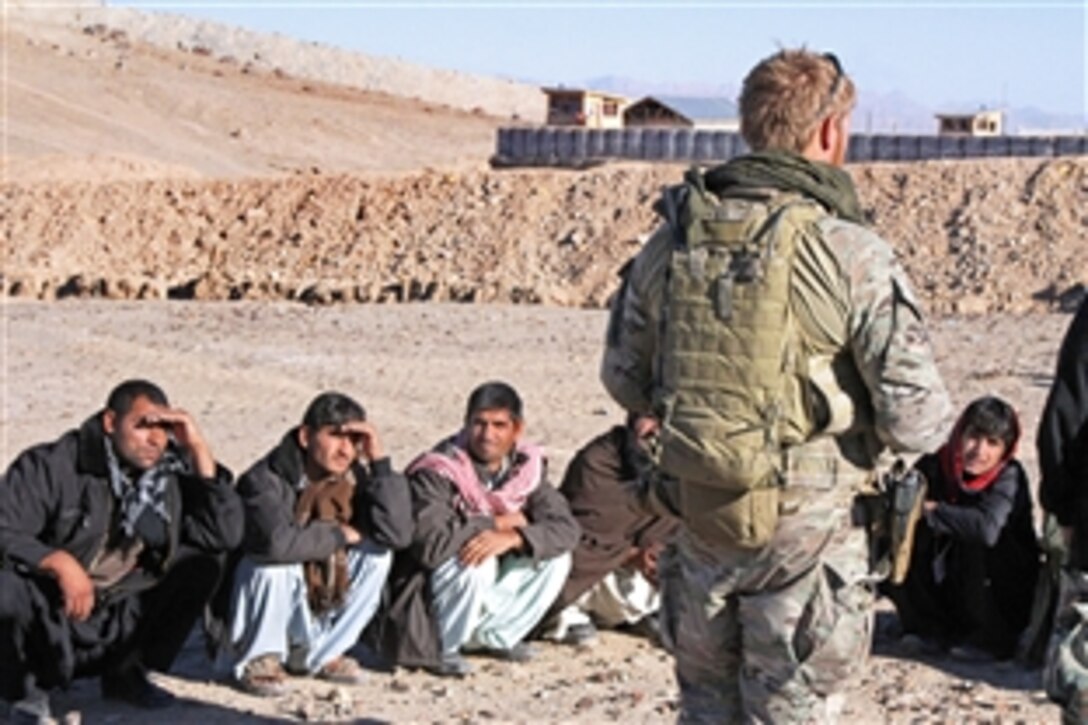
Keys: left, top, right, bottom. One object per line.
{"left": 0, "top": 302, "right": 1071, "bottom": 724}
{"left": 4, "top": 157, "right": 1086, "bottom": 317}
{"left": 2, "top": 3, "right": 1085, "bottom": 723}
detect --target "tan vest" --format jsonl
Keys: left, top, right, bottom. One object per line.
{"left": 653, "top": 173, "right": 879, "bottom": 548}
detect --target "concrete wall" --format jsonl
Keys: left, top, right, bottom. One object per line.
{"left": 493, "top": 128, "right": 1088, "bottom": 167}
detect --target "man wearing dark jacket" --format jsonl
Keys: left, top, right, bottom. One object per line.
{"left": 374, "top": 382, "right": 579, "bottom": 677}
{"left": 0, "top": 379, "right": 243, "bottom": 723}
{"left": 222, "top": 392, "right": 411, "bottom": 697}
{"left": 540, "top": 417, "right": 678, "bottom": 647}
{"left": 1039, "top": 297, "right": 1088, "bottom": 720}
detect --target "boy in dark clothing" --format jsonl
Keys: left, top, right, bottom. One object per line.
{"left": 886, "top": 395, "right": 1040, "bottom": 661}
{"left": 0, "top": 379, "right": 243, "bottom": 723}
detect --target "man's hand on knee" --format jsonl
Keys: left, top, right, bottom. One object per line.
{"left": 459, "top": 530, "right": 522, "bottom": 566}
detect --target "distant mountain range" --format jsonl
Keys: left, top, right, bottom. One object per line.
{"left": 583, "top": 75, "right": 1086, "bottom": 135}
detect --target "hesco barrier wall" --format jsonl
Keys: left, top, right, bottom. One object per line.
{"left": 492, "top": 127, "right": 1088, "bottom": 166}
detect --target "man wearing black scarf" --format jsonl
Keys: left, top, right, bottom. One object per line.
{"left": 0, "top": 379, "right": 243, "bottom": 723}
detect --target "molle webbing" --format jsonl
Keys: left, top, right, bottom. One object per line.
{"left": 653, "top": 169, "right": 827, "bottom": 548}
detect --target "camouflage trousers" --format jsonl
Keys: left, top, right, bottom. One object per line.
{"left": 1044, "top": 569, "right": 1088, "bottom": 724}
{"left": 660, "top": 510, "right": 874, "bottom": 724}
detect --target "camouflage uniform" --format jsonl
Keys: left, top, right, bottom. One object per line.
{"left": 602, "top": 172, "right": 951, "bottom": 723}
{"left": 1039, "top": 298, "right": 1088, "bottom": 724}
{"left": 1044, "top": 569, "right": 1088, "bottom": 723}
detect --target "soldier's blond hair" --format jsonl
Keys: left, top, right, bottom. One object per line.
{"left": 739, "top": 48, "right": 856, "bottom": 153}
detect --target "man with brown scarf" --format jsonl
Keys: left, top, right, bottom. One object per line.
{"left": 221, "top": 392, "right": 412, "bottom": 697}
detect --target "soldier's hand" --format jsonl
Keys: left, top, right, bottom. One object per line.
{"left": 339, "top": 421, "right": 385, "bottom": 463}
{"left": 39, "top": 550, "right": 95, "bottom": 621}
{"left": 145, "top": 408, "right": 216, "bottom": 478}
{"left": 459, "top": 530, "right": 522, "bottom": 567}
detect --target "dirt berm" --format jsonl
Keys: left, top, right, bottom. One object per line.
{"left": 3, "top": 157, "right": 1085, "bottom": 315}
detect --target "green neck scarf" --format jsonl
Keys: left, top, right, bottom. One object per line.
{"left": 703, "top": 149, "right": 865, "bottom": 225}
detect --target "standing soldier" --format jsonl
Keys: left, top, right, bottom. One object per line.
{"left": 600, "top": 48, "right": 951, "bottom": 722}
{"left": 1039, "top": 296, "right": 1088, "bottom": 723}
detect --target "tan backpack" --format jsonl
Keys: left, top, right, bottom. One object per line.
{"left": 653, "top": 168, "right": 827, "bottom": 548}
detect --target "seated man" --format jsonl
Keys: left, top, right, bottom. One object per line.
{"left": 0, "top": 379, "right": 243, "bottom": 723}
{"left": 223, "top": 392, "right": 412, "bottom": 696}
{"left": 541, "top": 416, "right": 678, "bottom": 647}
{"left": 377, "top": 381, "right": 579, "bottom": 677}
{"left": 884, "top": 395, "right": 1041, "bottom": 661}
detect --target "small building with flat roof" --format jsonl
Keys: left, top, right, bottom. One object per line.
{"left": 543, "top": 87, "right": 628, "bottom": 129}
{"left": 936, "top": 109, "right": 1004, "bottom": 136}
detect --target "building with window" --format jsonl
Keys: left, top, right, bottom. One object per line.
{"left": 543, "top": 87, "right": 628, "bottom": 129}
{"left": 935, "top": 109, "right": 1005, "bottom": 136}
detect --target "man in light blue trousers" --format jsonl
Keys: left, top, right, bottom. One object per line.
{"left": 429, "top": 541, "right": 571, "bottom": 659}
{"left": 222, "top": 392, "right": 412, "bottom": 696}
{"left": 375, "top": 382, "right": 579, "bottom": 677}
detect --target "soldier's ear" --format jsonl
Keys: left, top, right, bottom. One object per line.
{"left": 817, "top": 115, "right": 835, "bottom": 153}
{"left": 297, "top": 426, "right": 310, "bottom": 451}
{"left": 102, "top": 409, "right": 117, "bottom": 436}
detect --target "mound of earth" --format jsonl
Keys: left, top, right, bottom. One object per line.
{"left": 3, "top": 8, "right": 514, "bottom": 180}
{"left": 4, "top": 158, "right": 1086, "bottom": 316}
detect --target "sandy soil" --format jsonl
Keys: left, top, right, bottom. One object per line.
{"left": 3, "top": 15, "right": 507, "bottom": 180}
{"left": 0, "top": 301, "right": 1071, "bottom": 723}
{"left": 2, "top": 3, "right": 1084, "bottom": 722}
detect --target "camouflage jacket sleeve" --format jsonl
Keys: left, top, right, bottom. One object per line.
{"left": 822, "top": 218, "right": 952, "bottom": 454}
{"left": 599, "top": 225, "right": 672, "bottom": 414}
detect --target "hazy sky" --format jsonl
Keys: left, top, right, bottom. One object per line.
{"left": 109, "top": 1, "right": 1086, "bottom": 118}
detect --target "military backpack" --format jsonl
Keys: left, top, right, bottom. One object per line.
{"left": 653, "top": 168, "right": 828, "bottom": 548}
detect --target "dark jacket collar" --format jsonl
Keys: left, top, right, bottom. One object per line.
{"left": 268, "top": 427, "right": 307, "bottom": 486}
{"left": 76, "top": 412, "right": 110, "bottom": 476}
